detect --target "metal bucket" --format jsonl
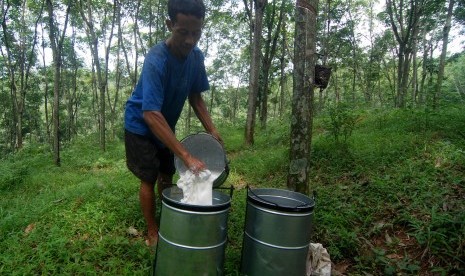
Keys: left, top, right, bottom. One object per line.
{"left": 175, "top": 132, "right": 229, "bottom": 187}
{"left": 154, "top": 187, "right": 231, "bottom": 275}
{"left": 240, "top": 188, "right": 315, "bottom": 276}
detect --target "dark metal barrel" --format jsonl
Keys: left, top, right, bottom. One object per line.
{"left": 240, "top": 188, "right": 315, "bottom": 276}
{"left": 154, "top": 187, "right": 231, "bottom": 275}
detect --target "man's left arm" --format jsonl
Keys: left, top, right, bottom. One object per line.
{"left": 189, "top": 92, "right": 223, "bottom": 145}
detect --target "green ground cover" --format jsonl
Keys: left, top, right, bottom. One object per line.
{"left": 1, "top": 107, "right": 464, "bottom": 275}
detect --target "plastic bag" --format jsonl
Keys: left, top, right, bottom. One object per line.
{"left": 306, "top": 243, "right": 332, "bottom": 276}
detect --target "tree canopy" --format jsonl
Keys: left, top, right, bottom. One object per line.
{"left": 0, "top": 0, "right": 463, "bottom": 157}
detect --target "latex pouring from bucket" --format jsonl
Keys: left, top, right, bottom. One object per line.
{"left": 174, "top": 132, "right": 229, "bottom": 205}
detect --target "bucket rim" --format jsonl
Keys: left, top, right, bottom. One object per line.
{"left": 162, "top": 187, "right": 231, "bottom": 212}
{"left": 247, "top": 187, "right": 315, "bottom": 213}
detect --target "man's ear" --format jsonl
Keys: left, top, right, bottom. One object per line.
{"left": 166, "top": 19, "right": 173, "bottom": 31}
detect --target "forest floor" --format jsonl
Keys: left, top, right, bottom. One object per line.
{"left": 1, "top": 106, "right": 464, "bottom": 275}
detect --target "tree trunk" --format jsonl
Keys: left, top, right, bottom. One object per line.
{"left": 1, "top": 0, "right": 43, "bottom": 150}
{"left": 259, "top": 0, "right": 284, "bottom": 128}
{"left": 288, "top": 0, "right": 318, "bottom": 195}
{"left": 347, "top": 1, "right": 358, "bottom": 104}
{"left": 108, "top": 0, "right": 122, "bottom": 139}
{"left": 334, "top": 70, "right": 340, "bottom": 103}
{"left": 434, "top": 0, "right": 455, "bottom": 109}
{"left": 412, "top": 37, "right": 419, "bottom": 105}
{"left": 1, "top": 8, "right": 19, "bottom": 150}
{"left": 245, "top": 0, "right": 267, "bottom": 145}
{"left": 363, "top": 0, "right": 375, "bottom": 105}
{"left": 118, "top": 16, "right": 136, "bottom": 88}
{"left": 79, "top": 0, "right": 107, "bottom": 151}
{"left": 46, "top": 0, "right": 70, "bottom": 166}
{"left": 65, "top": 26, "right": 79, "bottom": 141}
{"left": 132, "top": 0, "right": 142, "bottom": 86}
{"left": 419, "top": 30, "right": 429, "bottom": 105}
{"left": 104, "top": 0, "right": 117, "bottom": 140}
{"left": 41, "top": 23, "right": 51, "bottom": 145}
{"left": 386, "top": 0, "right": 423, "bottom": 108}
{"left": 279, "top": 17, "right": 287, "bottom": 118}
{"left": 232, "top": 83, "right": 240, "bottom": 122}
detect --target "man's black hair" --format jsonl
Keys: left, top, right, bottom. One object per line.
{"left": 168, "top": 0, "right": 206, "bottom": 22}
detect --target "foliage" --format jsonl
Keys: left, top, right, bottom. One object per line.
{"left": 1, "top": 107, "right": 465, "bottom": 275}
{"left": 322, "top": 102, "right": 360, "bottom": 145}
{"left": 0, "top": 0, "right": 464, "bottom": 156}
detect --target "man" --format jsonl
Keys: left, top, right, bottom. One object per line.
{"left": 124, "top": 0, "right": 222, "bottom": 246}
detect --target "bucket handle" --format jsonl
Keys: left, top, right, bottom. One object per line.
{"left": 214, "top": 185, "right": 234, "bottom": 198}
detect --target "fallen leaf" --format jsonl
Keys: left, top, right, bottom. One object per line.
{"left": 372, "top": 221, "right": 386, "bottom": 231}
{"left": 385, "top": 232, "right": 392, "bottom": 244}
{"left": 435, "top": 157, "right": 442, "bottom": 168}
{"left": 127, "top": 226, "right": 140, "bottom": 237}
{"left": 24, "top": 223, "right": 36, "bottom": 235}
{"left": 386, "top": 253, "right": 403, "bottom": 260}
{"left": 333, "top": 261, "right": 350, "bottom": 274}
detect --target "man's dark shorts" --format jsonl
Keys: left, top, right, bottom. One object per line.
{"left": 125, "top": 130, "right": 175, "bottom": 183}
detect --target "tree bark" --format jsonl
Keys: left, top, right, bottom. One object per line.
{"left": 245, "top": 0, "right": 267, "bottom": 145}
{"left": 133, "top": 0, "right": 142, "bottom": 79}
{"left": 419, "top": 29, "right": 429, "bottom": 105}
{"left": 1, "top": 0, "right": 43, "bottom": 150}
{"left": 386, "top": 0, "right": 423, "bottom": 108}
{"left": 433, "top": 0, "right": 455, "bottom": 109}
{"left": 279, "top": 17, "right": 287, "bottom": 118}
{"left": 79, "top": 0, "right": 108, "bottom": 151}
{"left": 259, "top": 0, "right": 284, "bottom": 128}
{"left": 108, "top": 0, "right": 121, "bottom": 139}
{"left": 46, "top": 0, "right": 70, "bottom": 166}
{"left": 40, "top": 23, "right": 51, "bottom": 145}
{"left": 118, "top": 16, "right": 136, "bottom": 88}
{"left": 411, "top": 36, "right": 419, "bottom": 105}
{"left": 288, "top": 0, "right": 318, "bottom": 194}
{"left": 1, "top": 1, "right": 18, "bottom": 151}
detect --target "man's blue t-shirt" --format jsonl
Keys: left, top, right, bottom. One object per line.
{"left": 124, "top": 42, "right": 209, "bottom": 146}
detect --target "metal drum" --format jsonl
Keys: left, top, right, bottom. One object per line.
{"left": 240, "top": 188, "right": 315, "bottom": 276}
{"left": 154, "top": 187, "right": 231, "bottom": 275}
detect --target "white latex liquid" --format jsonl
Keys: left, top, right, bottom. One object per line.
{"left": 176, "top": 169, "right": 220, "bottom": 205}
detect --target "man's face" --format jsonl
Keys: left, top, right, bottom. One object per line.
{"left": 166, "top": 13, "right": 203, "bottom": 59}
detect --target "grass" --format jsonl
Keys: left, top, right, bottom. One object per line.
{"left": 1, "top": 107, "right": 464, "bottom": 275}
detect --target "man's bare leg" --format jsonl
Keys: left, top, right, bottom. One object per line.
{"left": 139, "top": 180, "right": 158, "bottom": 246}
{"left": 157, "top": 172, "right": 173, "bottom": 200}
{"left": 139, "top": 174, "right": 172, "bottom": 246}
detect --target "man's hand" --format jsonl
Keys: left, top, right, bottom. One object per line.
{"left": 184, "top": 154, "right": 206, "bottom": 174}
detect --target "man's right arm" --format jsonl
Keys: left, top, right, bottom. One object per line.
{"left": 143, "top": 110, "right": 205, "bottom": 173}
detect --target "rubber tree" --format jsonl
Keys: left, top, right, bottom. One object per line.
{"left": 258, "top": 0, "right": 285, "bottom": 128}
{"left": 288, "top": 0, "right": 318, "bottom": 194}
{"left": 1, "top": 0, "right": 44, "bottom": 150}
{"left": 46, "top": 0, "right": 71, "bottom": 166}
{"left": 433, "top": 0, "right": 455, "bottom": 109}
{"left": 245, "top": 0, "right": 267, "bottom": 146}
{"left": 78, "top": 0, "right": 115, "bottom": 151}
{"left": 386, "top": 0, "right": 426, "bottom": 108}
